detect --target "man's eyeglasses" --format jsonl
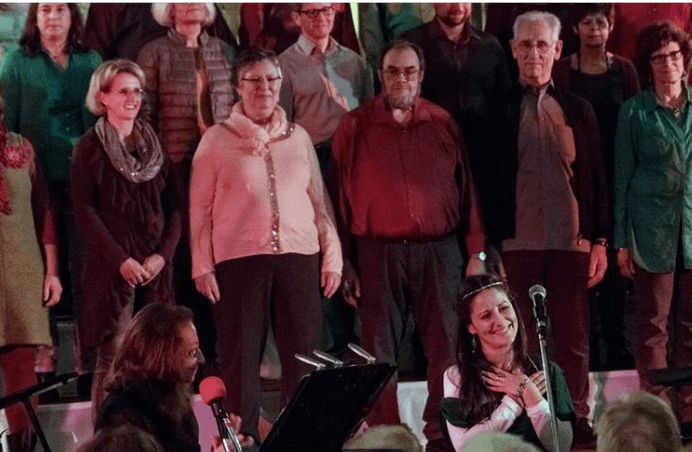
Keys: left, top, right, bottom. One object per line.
{"left": 382, "top": 67, "right": 420, "bottom": 81}
{"left": 298, "top": 6, "right": 335, "bottom": 19}
{"left": 240, "top": 76, "right": 282, "bottom": 87}
{"left": 650, "top": 49, "right": 683, "bottom": 65}
{"left": 516, "top": 40, "right": 555, "bottom": 54}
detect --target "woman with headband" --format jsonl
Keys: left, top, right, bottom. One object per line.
{"left": 440, "top": 274, "right": 574, "bottom": 452}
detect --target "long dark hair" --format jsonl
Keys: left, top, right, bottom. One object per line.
{"left": 19, "top": 3, "right": 89, "bottom": 56}
{"left": 454, "top": 274, "right": 532, "bottom": 424}
{"left": 106, "top": 303, "right": 195, "bottom": 421}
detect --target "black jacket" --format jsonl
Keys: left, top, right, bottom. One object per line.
{"left": 484, "top": 82, "right": 608, "bottom": 246}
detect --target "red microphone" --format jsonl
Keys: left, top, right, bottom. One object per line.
{"left": 199, "top": 376, "right": 242, "bottom": 452}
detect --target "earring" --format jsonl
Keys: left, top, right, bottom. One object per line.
{"left": 471, "top": 335, "right": 477, "bottom": 354}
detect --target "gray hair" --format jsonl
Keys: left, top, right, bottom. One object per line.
{"left": 596, "top": 392, "right": 681, "bottom": 452}
{"left": 513, "top": 11, "right": 561, "bottom": 42}
{"left": 85, "top": 59, "right": 146, "bottom": 116}
{"left": 151, "top": 3, "right": 215, "bottom": 28}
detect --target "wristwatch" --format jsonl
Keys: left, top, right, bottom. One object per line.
{"left": 471, "top": 251, "right": 487, "bottom": 262}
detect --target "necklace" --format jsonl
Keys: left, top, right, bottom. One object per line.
{"left": 658, "top": 90, "right": 686, "bottom": 118}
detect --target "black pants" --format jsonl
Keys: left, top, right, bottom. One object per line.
{"left": 213, "top": 253, "right": 321, "bottom": 441}
{"left": 357, "top": 235, "right": 462, "bottom": 444}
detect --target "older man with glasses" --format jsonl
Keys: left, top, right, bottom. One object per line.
{"left": 481, "top": 11, "right": 608, "bottom": 448}
{"left": 329, "top": 39, "right": 486, "bottom": 452}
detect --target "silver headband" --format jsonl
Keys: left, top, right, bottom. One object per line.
{"left": 460, "top": 281, "right": 505, "bottom": 303}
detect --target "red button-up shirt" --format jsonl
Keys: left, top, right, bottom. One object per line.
{"left": 329, "top": 95, "right": 485, "bottom": 258}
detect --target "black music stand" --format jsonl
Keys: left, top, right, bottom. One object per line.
{"left": 258, "top": 362, "right": 396, "bottom": 452}
{"left": 0, "top": 372, "right": 78, "bottom": 452}
{"left": 647, "top": 367, "right": 692, "bottom": 443}
{"left": 648, "top": 367, "right": 692, "bottom": 387}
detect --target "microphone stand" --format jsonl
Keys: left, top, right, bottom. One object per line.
{"left": 0, "top": 371, "right": 79, "bottom": 452}
{"left": 533, "top": 303, "right": 561, "bottom": 452}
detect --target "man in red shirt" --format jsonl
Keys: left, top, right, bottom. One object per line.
{"left": 329, "top": 40, "right": 485, "bottom": 452}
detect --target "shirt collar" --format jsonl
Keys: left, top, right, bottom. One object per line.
{"left": 643, "top": 85, "right": 692, "bottom": 112}
{"left": 296, "top": 33, "right": 338, "bottom": 56}
{"left": 429, "top": 18, "right": 479, "bottom": 44}
{"left": 520, "top": 79, "right": 556, "bottom": 98}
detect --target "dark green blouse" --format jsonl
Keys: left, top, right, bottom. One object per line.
{"left": 0, "top": 46, "right": 101, "bottom": 183}
{"left": 614, "top": 88, "right": 692, "bottom": 272}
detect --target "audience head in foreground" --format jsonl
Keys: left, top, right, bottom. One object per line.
{"left": 342, "top": 424, "right": 423, "bottom": 452}
{"left": 464, "top": 432, "right": 541, "bottom": 452}
{"left": 596, "top": 391, "right": 681, "bottom": 452}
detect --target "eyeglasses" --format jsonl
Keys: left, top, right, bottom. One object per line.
{"left": 298, "top": 6, "right": 335, "bottom": 19}
{"left": 240, "top": 76, "right": 282, "bottom": 87}
{"left": 650, "top": 49, "right": 683, "bottom": 65}
{"left": 516, "top": 40, "right": 555, "bottom": 54}
{"left": 382, "top": 67, "right": 420, "bottom": 81}
{"left": 184, "top": 347, "right": 203, "bottom": 360}
{"left": 105, "top": 88, "right": 143, "bottom": 97}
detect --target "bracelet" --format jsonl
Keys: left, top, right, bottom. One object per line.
{"left": 516, "top": 377, "right": 530, "bottom": 399}
{"left": 594, "top": 238, "right": 608, "bottom": 247}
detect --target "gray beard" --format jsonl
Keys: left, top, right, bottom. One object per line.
{"left": 387, "top": 93, "right": 415, "bottom": 110}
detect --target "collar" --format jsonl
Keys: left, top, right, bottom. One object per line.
{"left": 428, "top": 18, "right": 480, "bottom": 44}
{"left": 370, "top": 95, "right": 435, "bottom": 126}
{"left": 643, "top": 85, "right": 692, "bottom": 113}
{"left": 520, "top": 79, "right": 556, "bottom": 98}
{"left": 167, "top": 28, "right": 210, "bottom": 46}
{"left": 296, "top": 33, "right": 338, "bottom": 56}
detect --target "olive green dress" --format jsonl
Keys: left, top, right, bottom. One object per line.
{"left": 0, "top": 133, "right": 51, "bottom": 347}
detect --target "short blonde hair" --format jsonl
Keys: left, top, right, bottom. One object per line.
{"left": 597, "top": 392, "right": 681, "bottom": 452}
{"left": 85, "top": 59, "right": 146, "bottom": 116}
{"left": 151, "top": 3, "right": 215, "bottom": 28}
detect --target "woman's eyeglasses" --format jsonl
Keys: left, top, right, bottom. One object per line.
{"left": 184, "top": 348, "right": 203, "bottom": 360}
{"left": 650, "top": 50, "right": 683, "bottom": 65}
{"left": 240, "top": 76, "right": 282, "bottom": 87}
{"left": 107, "top": 88, "right": 144, "bottom": 97}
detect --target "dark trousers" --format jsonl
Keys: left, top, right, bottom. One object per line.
{"left": 49, "top": 180, "right": 83, "bottom": 321}
{"left": 213, "top": 253, "right": 321, "bottom": 441}
{"left": 589, "top": 248, "right": 633, "bottom": 370}
{"left": 634, "top": 265, "right": 692, "bottom": 422}
{"left": 357, "top": 236, "right": 462, "bottom": 444}
{"left": 502, "top": 250, "right": 591, "bottom": 418}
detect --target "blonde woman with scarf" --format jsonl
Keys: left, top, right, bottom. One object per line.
{"left": 72, "top": 59, "right": 181, "bottom": 423}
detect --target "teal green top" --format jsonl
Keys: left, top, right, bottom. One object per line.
{"left": 0, "top": 47, "right": 101, "bottom": 183}
{"left": 614, "top": 87, "right": 692, "bottom": 272}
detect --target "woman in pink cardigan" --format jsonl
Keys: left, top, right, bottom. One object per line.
{"left": 189, "top": 47, "right": 342, "bottom": 444}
